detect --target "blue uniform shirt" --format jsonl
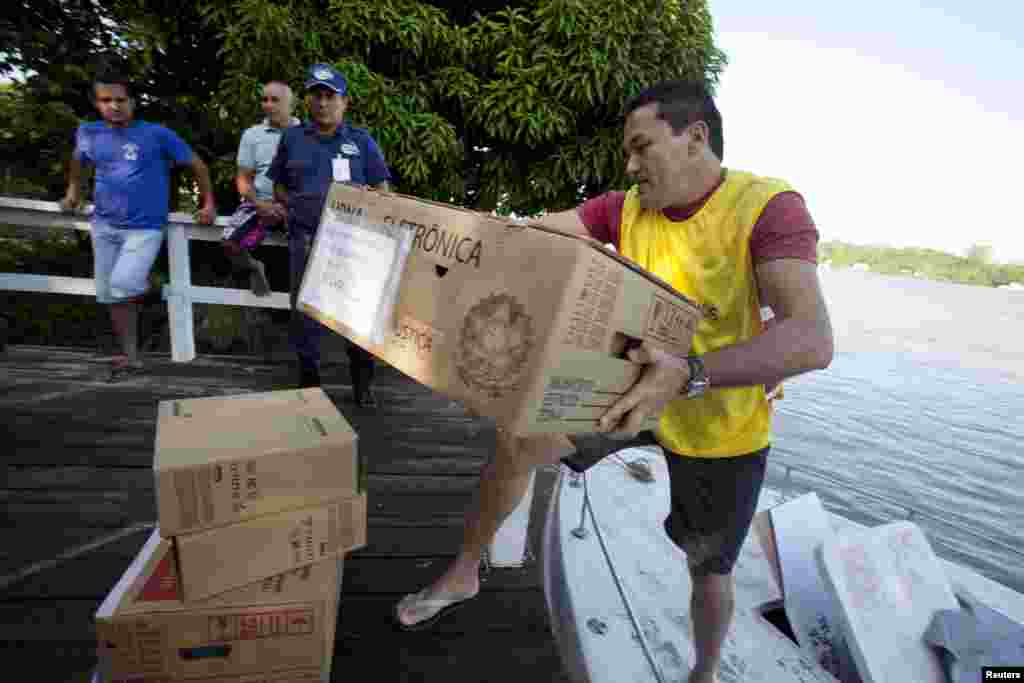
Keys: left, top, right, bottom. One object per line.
{"left": 267, "top": 122, "right": 391, "bottom": 233}
{"left": 74, "top": 120, "right": 195, "bottom": 230}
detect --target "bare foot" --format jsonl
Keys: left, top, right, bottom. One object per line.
{"left": 249, "top": 260, "right": 270, "bottom": 296}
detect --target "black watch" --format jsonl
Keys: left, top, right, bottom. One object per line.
{"left": 682, "top": 355, "right": 709, "bottom": 399}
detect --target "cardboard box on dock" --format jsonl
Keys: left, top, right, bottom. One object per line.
{"left": 297, "top": 184, "right": 703, "bottom": 435}
{"left": 174, "top": 493, "right": 367, "bottom": 602}
{"left": 95, "top": 528, "right": 342, "bottom": 683}
{"left": 154, "top": 388, "right": 363, "bottom": 537}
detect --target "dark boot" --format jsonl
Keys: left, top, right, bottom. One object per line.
{"left": 297, "top": 359, "right": 321, "bottom": 388}
{"left": 351, "top": 372, "right": 378, "bottom": 408}
{"left": 348, "top": 342, "right": 379, "bottom": 408}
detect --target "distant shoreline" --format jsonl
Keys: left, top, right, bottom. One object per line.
{"left": 819, "top": 240, "right": 1024, "bottom": 290}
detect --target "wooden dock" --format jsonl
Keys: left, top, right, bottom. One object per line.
{"left": 0, "top": 344, "right": 569, "bottom": 682}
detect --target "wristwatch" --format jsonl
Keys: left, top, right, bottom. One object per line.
{"left": 682, "top": 355, "right": 710, "bottom": 399}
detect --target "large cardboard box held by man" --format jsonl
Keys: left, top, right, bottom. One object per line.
{"left": 297, "top": 184, "right": 703, "bottom": 435}
{"left": 95, "top": 529, "right": 342, "bottom": 683}
{"left": 175, "top": 493, "right": 367, "bottom": 602}
{"left": 154, "top": 388, "right": 363, "bottom": 537}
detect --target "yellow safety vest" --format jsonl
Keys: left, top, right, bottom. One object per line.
{"left": 619, "top": 169, "right": 794, "bottom": 457}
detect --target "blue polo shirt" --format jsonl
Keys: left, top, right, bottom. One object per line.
{"left": 73, "top": 120, "right": 195, "bottom": 230}
{"left": 267, "top": 122, "right": 391, "bottom": 233}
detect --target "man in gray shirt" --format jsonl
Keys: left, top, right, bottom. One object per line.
{"left": 222, "top": 80, "right": 299, "bottom": 294}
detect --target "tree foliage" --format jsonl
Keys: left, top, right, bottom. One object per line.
{"left": 1, "top": 0, "right": 725, "bottom": 214}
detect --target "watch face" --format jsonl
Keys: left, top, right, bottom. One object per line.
{"left": 687, "top": 378, "right": 708, "bottom": 398}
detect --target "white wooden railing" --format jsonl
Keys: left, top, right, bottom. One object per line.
{"left": 0, "top": 196, "right": 290, "bottom": 362}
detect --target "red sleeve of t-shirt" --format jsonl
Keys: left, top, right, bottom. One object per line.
{"left": 750, "top": 192, "right": 819, "bottom": 265}
{"left": 576, "top": 191, "right": 626, "bottom": 247}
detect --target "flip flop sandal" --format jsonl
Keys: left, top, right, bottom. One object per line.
{"left": 394, "top": 589, "right": 479, "bottom": 632}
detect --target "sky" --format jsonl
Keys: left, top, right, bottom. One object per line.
{"left": 708, "top": 0, "right": 1024, "bottom": 263}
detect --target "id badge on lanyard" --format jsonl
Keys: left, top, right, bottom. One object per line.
{"left": 332, "top": 155, "right": 351, "bottom": 182}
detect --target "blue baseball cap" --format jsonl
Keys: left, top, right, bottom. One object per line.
{"left": 304, "top": 63, "right": 347, "bottom": 95}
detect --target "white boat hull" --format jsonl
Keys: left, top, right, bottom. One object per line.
{"left": 542, "top": 447, "right": 835, "bottom": 683}
{"left": 542, "top": 446, "right": 1024, "bottom": 683}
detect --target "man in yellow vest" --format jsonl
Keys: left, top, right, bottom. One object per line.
{"left": 396, "top": 80, "right": 833, "bottom": 683}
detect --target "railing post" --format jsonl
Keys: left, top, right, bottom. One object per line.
{"left": 165, "top": 222, "right": 195, "bottom": 362}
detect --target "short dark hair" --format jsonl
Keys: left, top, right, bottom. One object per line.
{"left": 92, "top": 73, "right": 134, "bottom": 99}
{"left": 625, "top": 80, "right": 724, "bottom": 161}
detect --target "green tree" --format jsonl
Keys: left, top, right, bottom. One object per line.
{"left": 2, "top": 0, "right": 726, "bottom": 214}
{"left": 202, "top": 0, "right": 726, "bottom": 213}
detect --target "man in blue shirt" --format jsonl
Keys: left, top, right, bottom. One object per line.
{"left": 267, "top": 63, "right": 392, "bottom": 407}
{"left": 61, "top": 73, "right": 216, "bottom": 381}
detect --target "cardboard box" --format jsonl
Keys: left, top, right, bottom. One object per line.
{"left": 155, "top": 388, "right": 363, "bottom": 537}
{"left": 297, "top": 184, "right": 703, "bottom": 435}
{"left": 175, "top": 494, "right": 367, "bottom": 602}
{"left": 95, "top": 529, "right": 342, "bottom": 683}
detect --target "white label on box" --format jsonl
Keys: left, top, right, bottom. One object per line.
{"left": 300, "top": 215, "right": 413, "bottom": 344}
{"left": 538, "top": 377, "right": 596, "bottom": 422}
{"left": 645, "top": 292, "right": 698, "bottom": 350}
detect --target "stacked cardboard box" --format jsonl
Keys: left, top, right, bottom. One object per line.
{"left": 94, "top": 388, "right": 367, "bottom": 683}
{"left": 297, "top": 184, "right": 703, "bottom": 435}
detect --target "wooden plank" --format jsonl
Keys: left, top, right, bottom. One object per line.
{"left": 0, "top": 590, "right": 552, "bottom": 642}
{"left": 0, "top": 643, "right": 98, "bottom": 683}
{"left": 333, "top": 630, "right": 570, "bottom": 683}
{"left": 338, "top": 590, "right": 553, "bottom": 635}
{"left": 2, "top": 551, "right": 540, "bottom": 600}
{"left": 343, "top": 557, "right": 540, "bottom": 593}
{"left": 0, "top": 600, "right": 102, "bottom": 641}
{"left": 0, "top": 618, "right": 568, "bottom": 683}
{"left": 0, "top": 527, "right": 152, "bottom": 598}
{"left": 1, "top": 466, "right": 153, "bottom": 491}
{"left": 0, "top": 489, "right": 155, "bottom": 527}
{"left": 0, "top": 519, "right": 466, "bottom": 569}
{"left": 0, "top": 446, "right": 490, "bottom": 489}
{"left": 0, "top": 527, "right": 144, "bottom": 575}
{"left": 0, "top": 494, "right": 475, "bottom": 527}
{"left": 7, "top": 430, "right": 493, "bottom": 470}
{"left": 0, "top": 517, "right": 484, "bottom": 593}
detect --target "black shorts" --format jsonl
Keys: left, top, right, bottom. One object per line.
{"left": 566, "top": 430, "right": 768, "bottom": 577}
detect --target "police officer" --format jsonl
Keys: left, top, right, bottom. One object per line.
{"left": 267, "top": 64, "right": 392, "bottom": 406}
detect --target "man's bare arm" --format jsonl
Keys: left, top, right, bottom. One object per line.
{"left": 236, "top": 167, "right": 257, "bottom": 202}
{"left": 189, "top": 155, "right": 216, "bottom": 209}
{"left": 371, "top": 180, "right": 391, "bottom": 192}
{"left": 188, "top": 155, "right": 217, "bottom": 225}
{"left": 60, "top": 158, "right": 84, "bottom": 211}
{"left": 273, "top": 182, "right": 290, "bottom": 205}
{"left": 533, "top": 209, "right": 592, "bottom": 238}
{"left": 703, "top": 259, "right": 833, "bottom": 389}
